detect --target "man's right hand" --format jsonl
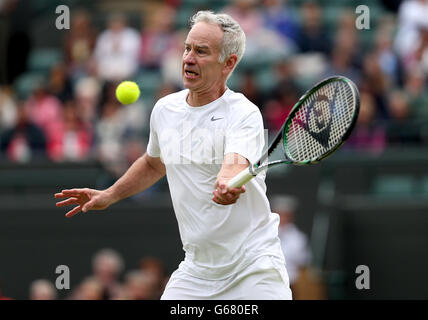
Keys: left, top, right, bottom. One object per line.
{"left": 54, "top": 188, "right": 113, "bottom": 218}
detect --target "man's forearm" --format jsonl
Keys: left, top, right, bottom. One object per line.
{"left": 104, "top": 153, "right": 165, "bottom": 204}
{"left": 217, "top": 153, "right": 250, "bottom": 180}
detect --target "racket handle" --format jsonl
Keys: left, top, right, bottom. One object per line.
{"left": 227, "top": 167, "right": 256, "bottom": 188}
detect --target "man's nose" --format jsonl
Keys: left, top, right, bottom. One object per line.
{"left": 183, "top": 51, "right": 196, "bottom": 64}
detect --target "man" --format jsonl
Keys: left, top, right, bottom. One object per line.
{"left": 93, "top": 13, "right": 141, "bottom": 81}
{"left": 29, "top": 279, "right": 57, "bottom": 300}
{"left": 55, "top": 11, "right": 291, "bottom": 300}
{"left": 91, "top": 248, "right": 124, "bottom": 299}
{"left": 271, "top": 195, "right": 311, "bottom": 289}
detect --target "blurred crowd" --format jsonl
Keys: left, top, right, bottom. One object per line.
{"left": 1, "top": 0, "right": 428, "bottom": 173}
{"left": 1, "top": 249, "right": 170, "bottom": 300}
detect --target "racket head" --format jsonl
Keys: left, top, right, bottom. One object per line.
{"left": 281, "top": 76, "right": 360, "bottom": 165}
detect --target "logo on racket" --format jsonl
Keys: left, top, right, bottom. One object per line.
{"left": 295, "top": 83, "right": 339, "bottom": 148}
{"left": 309, "top": 95, "right": 331, "bottom": 133}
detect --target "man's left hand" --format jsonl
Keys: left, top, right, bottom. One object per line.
{"left": 212, "top": 179, "right": 246, "bottom": 205}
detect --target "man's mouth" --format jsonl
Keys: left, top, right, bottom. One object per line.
{"left": 184, "top": 70, "right": 199, "bottom": 78}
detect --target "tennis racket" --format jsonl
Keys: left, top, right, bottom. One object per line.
{"left": 227, "top": 75, "right": 360, "bottom": 188}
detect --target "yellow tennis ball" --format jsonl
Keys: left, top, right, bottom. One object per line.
{"left": 116, "top": 81, "right": 140, "bottom": 105}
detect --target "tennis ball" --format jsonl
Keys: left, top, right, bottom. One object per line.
{"left": 116, "top": 81, "right": 140, "bottom": 105}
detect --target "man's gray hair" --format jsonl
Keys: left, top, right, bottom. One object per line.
{"left": 190, "top": 11, "right": 246, "bottom": 66}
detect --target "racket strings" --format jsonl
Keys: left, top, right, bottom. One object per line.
{"left": 285, "top": 81, "right": 356, "bottom": 162}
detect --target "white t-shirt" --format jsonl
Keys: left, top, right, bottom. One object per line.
{"left": 94, "top": 28, "right": 141, "bottom": 81}
{"left": 147, "top": 88, "right": 285, "bottom": 280}
{"left": 394, "top": 0, "right": 428, "bottom": 58}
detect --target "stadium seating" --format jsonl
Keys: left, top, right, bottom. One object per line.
{"left": 372, "top": 174, "right": 416, "bottom": 197}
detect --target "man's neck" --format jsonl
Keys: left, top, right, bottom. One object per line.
{"left": 186, "top": 86, "right": 227, "bottom": 107}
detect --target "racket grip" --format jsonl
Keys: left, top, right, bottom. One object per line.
{"left": 227, "top": 167, "right": 256, "bottom": 188}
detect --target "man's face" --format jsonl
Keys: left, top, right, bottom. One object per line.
{"left": 182, "top": 22, "right": 226, "bottom": 92}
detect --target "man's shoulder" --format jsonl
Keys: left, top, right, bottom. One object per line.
{"left": 153, "top": 89, "right": 188, "bottom": 110}
{"left": 224, "top": 89, "right": 260, "bottom": 115}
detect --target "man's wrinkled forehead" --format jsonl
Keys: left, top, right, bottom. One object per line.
{"left": 186, "top": 22, "right": 223, "bottom": 50}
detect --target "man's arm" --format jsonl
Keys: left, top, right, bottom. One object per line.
{"left": 212, "top": 153, "right": 248, "bottom": 205}
{"left": 104, "top": 152, "right": 166, "bottom": 204}
{"left": 55, "top": 153, "right": 166, "bottom": 217}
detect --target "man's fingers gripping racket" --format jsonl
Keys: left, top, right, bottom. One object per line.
{"left": 227, "top": 167, "right": 255, "bottom": 188}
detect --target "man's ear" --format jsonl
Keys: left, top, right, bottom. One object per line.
{"left": 223, "top": 54, "right": 238, "bottom": 75}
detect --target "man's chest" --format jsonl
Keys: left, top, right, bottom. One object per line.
{"left": 156, "top": 108, "right": 229, "bottom": 165}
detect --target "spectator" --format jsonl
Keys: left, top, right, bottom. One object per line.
{"left": 322, "top": 46, "right": 361, "bottom": 90}
{"left": 0, "top": 86, "right": 17, "bottom": 132}
{"left": 29, "top": 279, "right": 57, "bottom": 300}
{"left": 224, "top": 0, "right": 292, "bottom": 59}
{"left": 91, "top": 248, "right": 124, "bottom": 300}
{"left": 48, "top": 100, "right": 93, "bottom": 162}
{"left": 93, "top": 13, "right": 141, "bottom": 82}
{"left": 47, "top": 63, "right": 73, "bottom": 103}
{"left": 263, "top": 80, "right": 299, "bottom": 132}
{"left": 64, "top": 9, "right": 97, "bottom": 81}
{"left": 0, "top": 102, "right": 46, "bottom": 162}
{"left": 295, "top": 0, "right": 330, "bottom": 55}
{"left": 95, "top": 125, "right": 120, "bottom": 172}
{"left": 73, "top": 277, "right": 104, "bottom": 300}
{"left": 360, "top": 52, "right": 390, "bottom": 119}
{"left": 95, "top": 95, "right": 126, "bottom": 174}
{"left": 123, "top": 270, "right": 158, "bottom": 300}
{"left": 262, "top": 58, "right": 300, "bottom": 133}
{"left": 95, "top": 81, "right": 147, "bottom": 176}
{"left": 139, "top": 3, "right": 177, "bottom": 70}
{"left": 386, "top": 90, "right": 422, "bottom": 145}
{"left": 160, "top": 29, "right": 187, "bottom": 89}
{"left": 74, "top": 76, "right": 101, "bottom": 124}
{"left": 139, "top": 256, "right": 167, "bottom": 299}
{"left": 394, "top": 0, "right": 428, "bottom": 65}
{"left": 223, "top": 0, "right": 263, "bottom": 37}
{"left": 404, "top": 68, "right": 428, "bottom": 119}
{"left": 239, "top": 70, "right": 265, "bottom": 110}
{"left": 272, "top": 195, "right": 326, "bottom": 300}
{"left": 271, "top": 195, "right": 311, "bottom": 290}
{"left": 333, "top": 10, "right": 362, "bottom": 69}
{"left": 388, "top": 90, "right": 411, "bottom": 122}
{"left": 24, "top": 84, "right": 63, "bottom": 153}
{"left": 408, "top": 26, "right": 428, "bottom": 74}
{"left": 272, "top": 58, "right": 298, "bottom": 86}
{"left": 373, "top": 22, "right": 401, "bottom": 87}
{"left": 345, "top": 92, "right": 386, "bottom": 154}
{"left": 260, "top": 0, "right": 299, "bottom": 44}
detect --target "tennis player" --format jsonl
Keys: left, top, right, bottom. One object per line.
{"left": 55, "top": 11, "right": 292, "bottom": 300}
